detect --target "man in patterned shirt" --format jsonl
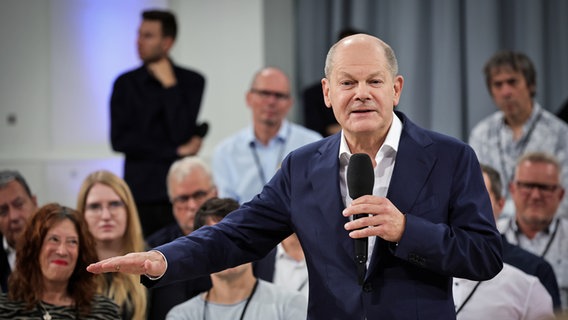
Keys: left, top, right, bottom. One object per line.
{"left": 469, "top": 50, "right": 568, "bottom": 218}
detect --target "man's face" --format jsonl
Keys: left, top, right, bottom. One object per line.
{"left": 0, "top": 180, "right": 37, "bottom": 247}
{"left": 488, "top": 67, "right": 533, "bottom": 123}
{"left": 137, "top": 20, "right": 169, "bottom": 63}
{"left": 246, "top": 69, "right": 293, "bottom": 129}
{"left": 322, "top": 36, "right": 403, "bottom": 142}
{"left": 510, "top": 161, "right": 564, "bottom": 230}
{"left": 169, "top": 169, "right": 217, "bottom": 235}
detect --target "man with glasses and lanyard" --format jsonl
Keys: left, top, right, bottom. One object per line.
{"left": 497, "top": 152, "right": 568, "bottom": 311}
{"left": 212, "top": 67, "right": 318, "bottom": 300}
{"left": 212, "top": 67, "right": 322, "bottom": 205}
{"left": 146, "top": 156, "right": 217, "bottom": 320}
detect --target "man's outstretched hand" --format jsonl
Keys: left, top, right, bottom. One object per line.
{"left": 87, "top": 250, "right": 167, "bottom": 278}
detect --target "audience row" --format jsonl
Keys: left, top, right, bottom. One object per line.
{"left": 1, "top": 7, "right": 568, "bottom": 320}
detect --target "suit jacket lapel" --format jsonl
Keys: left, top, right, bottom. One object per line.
{"left": 309, "top": 135, "right": 355, "bottom": 259}
{"left": 367, "top": 112, "right": 436, "bottom": 278}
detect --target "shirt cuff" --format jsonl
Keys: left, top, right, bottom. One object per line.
{"left": 144, "top": 250, "right": 168, "bottom": 281}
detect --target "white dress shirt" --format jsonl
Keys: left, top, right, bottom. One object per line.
{"left": 453, "top": 263, "right": 554, "bottom": 320}
{"left": 339, "top": 111, "right": 402, "bottom": 268}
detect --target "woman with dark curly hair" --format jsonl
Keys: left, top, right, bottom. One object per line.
{"left": 0, "top": 203, "right": 119, "bottom": 319}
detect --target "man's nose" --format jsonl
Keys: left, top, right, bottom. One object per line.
{"left": 355, "top": 82, "right": 371, "bottom": 100}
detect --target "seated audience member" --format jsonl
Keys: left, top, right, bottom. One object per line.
{"left": 0, "top": 170, "right": 38, "bottom": 293}
{"left": 76, "top": 170, "right": 146, "bottom": 319}
{"left": 301, "top": 27, "right": 362, "bottom": 137}
{"left": 166, "top": 198, "right": 307, "bottom": 319}
{"left": 497, "top": 152, "right": 568, "bottom": 311}
{"left": 481, "top": 163, "right": 561, "bottom": 309}
{"left": 254, "top": 233, "right": 309, "bottom": 297}
{"left": 0, "top": 203, "right": 119, "bottom": 319}
{"left": 453, "top": 263, "right": 554, "bottom": 319}
{"left": 146, "top": 156, "right": 217, "bottom": 320}
{"left": 469, "top": 50, "right": 568, "bottom": 218}
{"left": 212, "top": 67, "right": 322, "bottom": 204}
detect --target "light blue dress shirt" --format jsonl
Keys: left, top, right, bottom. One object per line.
{"left": 212, "top": 120, "right": 322, "bottom": 204}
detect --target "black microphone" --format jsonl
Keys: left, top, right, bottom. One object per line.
{"left": 347, "top": 153, "right": 374, "bottom": 285}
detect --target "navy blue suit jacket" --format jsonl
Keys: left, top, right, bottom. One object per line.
{"left": 150, "top": 111, "right": 503, "bottom": 319}
{"left": 145, "top": 224, "right": 211, "bottom": 320}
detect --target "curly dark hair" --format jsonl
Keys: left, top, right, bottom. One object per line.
{"left": 8, "top": 203, "right": 99, "bottom": 316}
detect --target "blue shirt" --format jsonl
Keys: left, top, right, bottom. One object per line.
{"left": 212, "top": 120, "right": 322, "bottom": 203}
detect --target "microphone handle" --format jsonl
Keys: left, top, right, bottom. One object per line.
{"left": 353, "top": 213, "right": 368, "bottom": 264}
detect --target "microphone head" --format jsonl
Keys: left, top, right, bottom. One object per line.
{"left": 347, "top": 153, "right": 374, "bottom": 199}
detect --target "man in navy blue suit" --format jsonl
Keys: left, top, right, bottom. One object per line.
{"left": 89, "top": 34, "right": 503, "bottom": 319}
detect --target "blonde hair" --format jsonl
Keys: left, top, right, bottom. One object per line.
{"left": 76, "top": 170, "right": 147, "bottom": 319}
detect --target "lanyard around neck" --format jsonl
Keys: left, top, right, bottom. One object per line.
{"left": 249, "top": 125, "right": 290, "bottom": 185}
{"left": 510, "top": 218, "right": 560, "bottom": 258}
{"left": 497, "top": 109, "right": 542, "bottom": 199}
{"left": 455, "top": 281, "right": 483, "bottom": 315}
{"left": 203, "top": 278, "right": 259, "bottom": 320}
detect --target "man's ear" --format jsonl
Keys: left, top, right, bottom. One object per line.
{"left": 322, "top": 78, "right": 332, "bottom": 109}
{"left": 162, "top": 36, "right": 175, "bottom": 52}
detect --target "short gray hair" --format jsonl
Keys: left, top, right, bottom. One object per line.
{"left": 0, "top": 170, "right": 33, "bottom": 197}
{"left": 167, "top": 156, "right": 214, "bottom": 199}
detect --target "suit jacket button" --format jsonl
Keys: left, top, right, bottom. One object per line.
{"left": 363, "top": 283, "right": 373, "bottom": 292}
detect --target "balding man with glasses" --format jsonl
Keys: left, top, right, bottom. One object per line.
{"left": 146, "top": 156, "right": 217, "bottom": 320}
{"left": 212, "top": 67, "right": 322, "bottom": 204}
{"left": 497, "top": 151, "right": 568, "bottom": 311}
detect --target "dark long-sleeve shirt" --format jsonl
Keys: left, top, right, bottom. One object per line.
{"left": 110, "top": 62, "right": 205, "bottom": 203}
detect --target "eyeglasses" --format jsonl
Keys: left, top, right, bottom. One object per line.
{"left": 171, "top": 188, "right": 214, "bottom": 208}
{"left": 85, "top": 201, "right": 125, "bottom": 215}
{"left": 250, "top": 88, "right": 290, "bottom": 101}
{"left": 515, "top": 181, "right": 561, "bottom": 197}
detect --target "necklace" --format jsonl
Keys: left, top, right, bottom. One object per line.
{"left": 202, "top": 278, "right": 259, "bottom": 320}
{"left": 38, "top": 302, "right": 52, "bottom": 320}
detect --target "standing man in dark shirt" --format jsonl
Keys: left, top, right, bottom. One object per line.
{"left": 110, "top": 10, "right": 207, "bottom": 238}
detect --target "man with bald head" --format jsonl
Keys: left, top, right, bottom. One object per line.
{"left": 212, "top": 67, "right": 321, "bottom": 204}
{"left": 89, "top": 34, "right": 502, "bottom": 319}
{"left": 0, "top": 170, "right": 38, "bottom": 292}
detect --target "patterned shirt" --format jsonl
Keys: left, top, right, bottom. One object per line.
{"left": 498, "top": 217, "right": 568, "bottom": 311}
{"left": 469, "top": 102, "right": 568, "bottom": 218}
{"left": 0, "top": 293, "right": 120, "bottom": 319}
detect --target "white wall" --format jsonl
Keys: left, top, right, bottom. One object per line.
{"left": 0, "top": 0, "right": 281, "bottom": 207}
